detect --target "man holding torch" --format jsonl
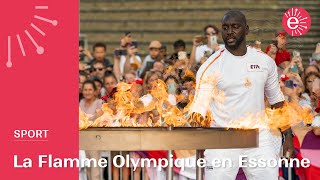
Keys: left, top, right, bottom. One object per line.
{"left": 189, "top": 10, "right": 294, "bottom": 179}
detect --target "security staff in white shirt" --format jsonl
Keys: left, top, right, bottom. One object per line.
{"left": 189, "top": 10, "right": 294, "bottom": 180}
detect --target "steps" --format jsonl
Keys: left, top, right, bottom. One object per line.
{"left": 80, "top": 0, "right": 320, "bottom": 62}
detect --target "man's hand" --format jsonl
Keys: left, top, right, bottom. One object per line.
{"left": 282, "top": 128, "right": 295, "bottom": 159}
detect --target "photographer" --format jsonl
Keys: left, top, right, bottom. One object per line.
{"left": 279, "top": 74, "right": 304, "bottom": 105}
{"left": 112, "top": 33, "right": 142, "bottom": 81}
{"left": 189, "top": 24, "right": 224, "bottom": 66}
{"left": 114, "top": 46, "right": 141, "bottom": 80}
{"left": 282, "top": 51, "right": 304, "bottom": 75}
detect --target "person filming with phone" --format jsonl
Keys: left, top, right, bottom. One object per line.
{"left": 282, "top": 50, "right": 304, "bottom": 75}
{"left": 113, "top": 32, "right": 142, "bottom": 80}
{"left": 190, "top": 24, "right": 224, "bottom": 66}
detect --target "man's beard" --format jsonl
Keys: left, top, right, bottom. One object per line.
{"left": 225, "top": 35, "right": 245, "bottom": 50}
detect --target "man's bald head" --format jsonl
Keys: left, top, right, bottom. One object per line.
{"left": 221, "top": 10, "right": 249, "bottom": 54}
{"left": 222, "top": 10, "right": 247, "bottom": 26}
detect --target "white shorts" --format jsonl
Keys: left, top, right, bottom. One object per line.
{"left": 204, "top": 130, "right": 282, "bottom": 180}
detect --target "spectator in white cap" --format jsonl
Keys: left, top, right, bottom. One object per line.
{"left": 139, "top": 40, "right": 162, "bottom": 78}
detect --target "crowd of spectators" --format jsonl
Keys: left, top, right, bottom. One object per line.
{"left": 79, "top": 25, "right": 320, "bottom": 180}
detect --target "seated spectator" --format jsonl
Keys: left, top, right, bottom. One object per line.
{"left": 139, "top": 41, "right": 162, "bottom": 78}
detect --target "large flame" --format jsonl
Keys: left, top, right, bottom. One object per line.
{"left": 225, "top": 102, "right": 314, "bottom": 131}
{"left": 79, "top": 79, "right": 194, "bottom": 129}
{"left": 79, "top": 107, "right": 93, "bottom": 130}
{"left": 265, "top": 102, "right": 313, "bottom": 130}
{"left": 80, "top": 73, "right": 315, "bottom": 130}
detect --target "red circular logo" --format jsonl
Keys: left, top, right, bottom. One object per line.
{"left": 282, "top": 7, "right": 311, "bottom": 36}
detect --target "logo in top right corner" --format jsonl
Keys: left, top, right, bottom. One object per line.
{"left": 282, "top": 7, "right": 311, "bottom": 37}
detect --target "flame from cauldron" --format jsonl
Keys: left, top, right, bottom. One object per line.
{"left": 80, "top": 73, "right": 315, "bottom": 131}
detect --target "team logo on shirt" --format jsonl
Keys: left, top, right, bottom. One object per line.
{"left": 247, "top": 63, "right": 262, "bottom": 72}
